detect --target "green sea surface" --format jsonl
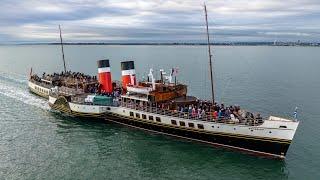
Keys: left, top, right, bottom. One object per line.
{"left": 0, "top": 45, "right": 319, "bottom": 179}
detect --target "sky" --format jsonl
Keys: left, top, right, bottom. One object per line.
{"left": 1, "top": 0, "right": 320, "bottom": 43}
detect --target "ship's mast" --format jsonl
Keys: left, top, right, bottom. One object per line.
{"left": 59, "top": 25, "right": 67, "bottom": 73}
{"left": 204, "top": 4, "right": 215, "bottom": 104}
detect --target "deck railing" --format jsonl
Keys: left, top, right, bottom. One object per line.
{"left": 120, "top": 101, "right": 263, "bottom": 126}
{"left": 29, "top": 79, "right": 53, "bottom": 89}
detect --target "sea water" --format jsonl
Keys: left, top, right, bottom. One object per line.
{"left": 0, "top": 45, "right": 319, "bottom": 179}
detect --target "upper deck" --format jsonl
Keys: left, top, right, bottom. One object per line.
{"left": 119, "top": 94, "right": 265, "bottom": 126}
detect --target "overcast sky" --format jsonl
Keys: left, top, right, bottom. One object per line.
{"left": 1, "top": 0, "right": 320, "bottom": 43}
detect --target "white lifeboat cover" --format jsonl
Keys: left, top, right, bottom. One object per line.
{"left": 127, "top": 86, "right": 152, "bottom": 95}
{"left": 85, "top": 95, "right": 95, "bottom": 103}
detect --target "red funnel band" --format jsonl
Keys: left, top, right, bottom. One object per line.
{"left": 98, "top": 67, "right": 112, "bottom": 93}
{"left": 122, "top": 75, "right": 136, "bottom": 89}
{"left": 122, "top": 69, "right": 136, "bottom": 89}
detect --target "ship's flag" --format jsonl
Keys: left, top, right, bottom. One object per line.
{"left": 293, "top": 107, "right": 298, "bottom": 120}
{"left": 171, "top": 68, "right": 179, "bottom": 76}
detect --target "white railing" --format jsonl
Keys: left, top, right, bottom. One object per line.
{"left": 120, "top": 101, "right": 263, "bottom": 126}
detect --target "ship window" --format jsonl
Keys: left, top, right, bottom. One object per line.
{"left": 136, "top": 113, "right": 140, "bottom": 118}
{"left": 179, "top": 121, "right": 186, "bottom": 127}
{"left": 130, "top": 112, "right": 134, "bottom": 117}
{"left": 156, "top": 117, "right": 161, "bottom": 122}
{"left": 197, "top": 124, "right": 204, "bottom": 129}
{"left": 149, "top": 116, "right": 154, "bottom": 121}
{"left": 188, "top": 123, "right": 195, "bottom": 128}
{"left": 279, "top": 125, "right": 287, "bottom": 128}
{"left": 142, "top": 114, "right": 147, "bottom": 119}
{"left": 171, "top": 120, "right": 177, "bottom": 125}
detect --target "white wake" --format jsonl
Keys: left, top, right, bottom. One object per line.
{"left": 0, "top": 72, "right": 49, "bottom": 110}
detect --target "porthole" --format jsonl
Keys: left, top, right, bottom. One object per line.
{"left": 269, "top": 131, "right": 272, "bottom": 133}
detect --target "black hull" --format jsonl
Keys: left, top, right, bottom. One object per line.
{"left": 106, "top": 112, "right": 290, "bottom": 159}
{"left": 49, "top": 100, "right": 291, "bottom": 159}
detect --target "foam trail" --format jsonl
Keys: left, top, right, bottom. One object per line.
{"left": 0, "top": 72, "right": 49, "bottom": 110}
{"left": 0, "top": 71, "right": 27, "bottom": 84}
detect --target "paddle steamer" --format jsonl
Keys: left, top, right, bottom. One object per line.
{"left": 36, "top": 5, "right": 299, "bottom": 159}
{"left": 48, "top": 58, "right": 299, "bottom": 159}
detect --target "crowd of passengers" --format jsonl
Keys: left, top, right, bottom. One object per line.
{"left": 139, "top": 100, "right": 263, "bottom": 124}
{"left": 43, "top": 71, "right": 97, "bottom": 84}
{"left": 31, "top": 71, "right": 97, "bottom": 85}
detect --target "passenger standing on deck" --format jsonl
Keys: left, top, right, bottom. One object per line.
{"left": 225, "top": 107, "right": 231, "bottom": 119}
{"left": 188, "top": 105, "right": 192, "bottom": 114}
{"left": 192, "top": 107, "right": 196, "bottom": 118}
{"left": 212, "top": 111, "right": 217, "bottom": 120}
{"left": 201, "top": 109, "right": 206, "bottom": 120}
{"left": 218, "top": 110, "right": 222, "bottom": 119}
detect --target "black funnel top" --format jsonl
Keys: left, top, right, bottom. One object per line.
{"left": 121, "top": 61, "right": 135, "bottom": 70}
{"left": 97, "top": 59, "right": 110, "bottom": 68}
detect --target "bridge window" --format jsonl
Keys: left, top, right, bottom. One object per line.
{"left": 279, "top": 125, "right": 287, "bottom": 128}
{"left": 142, "top": 114, "right": 147, "bottom": 119}
{"left": 130, "top": 112, "right": 134, "bottom": 117}
{"left": 197, "top": 124, "right": 204, "bottom": 129}
{"left": 149, "top": 116, "right": 154, "bottom": 121}
{"left": 179, "top": 121, "right": 186, "bottom": 127}
{"left": 171, "top": 120, "right": 177, "bottom": 125}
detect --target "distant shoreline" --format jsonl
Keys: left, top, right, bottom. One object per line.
{"left": 1, "top": 42, "right": 320, "bottom": 47}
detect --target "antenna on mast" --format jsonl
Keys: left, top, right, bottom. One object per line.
{"left": 59, "top": 25, "right": 67, "bottom": 73}
{"left": 204, "top": 3, "right": 215, "bottom": 104}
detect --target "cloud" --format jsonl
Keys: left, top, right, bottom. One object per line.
{"left": 0, "top": 0, "right": 320, "bottom": 43}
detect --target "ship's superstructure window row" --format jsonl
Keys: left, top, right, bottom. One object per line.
{"left": 156, "top": 117, "right": 161, "bottom": 122}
